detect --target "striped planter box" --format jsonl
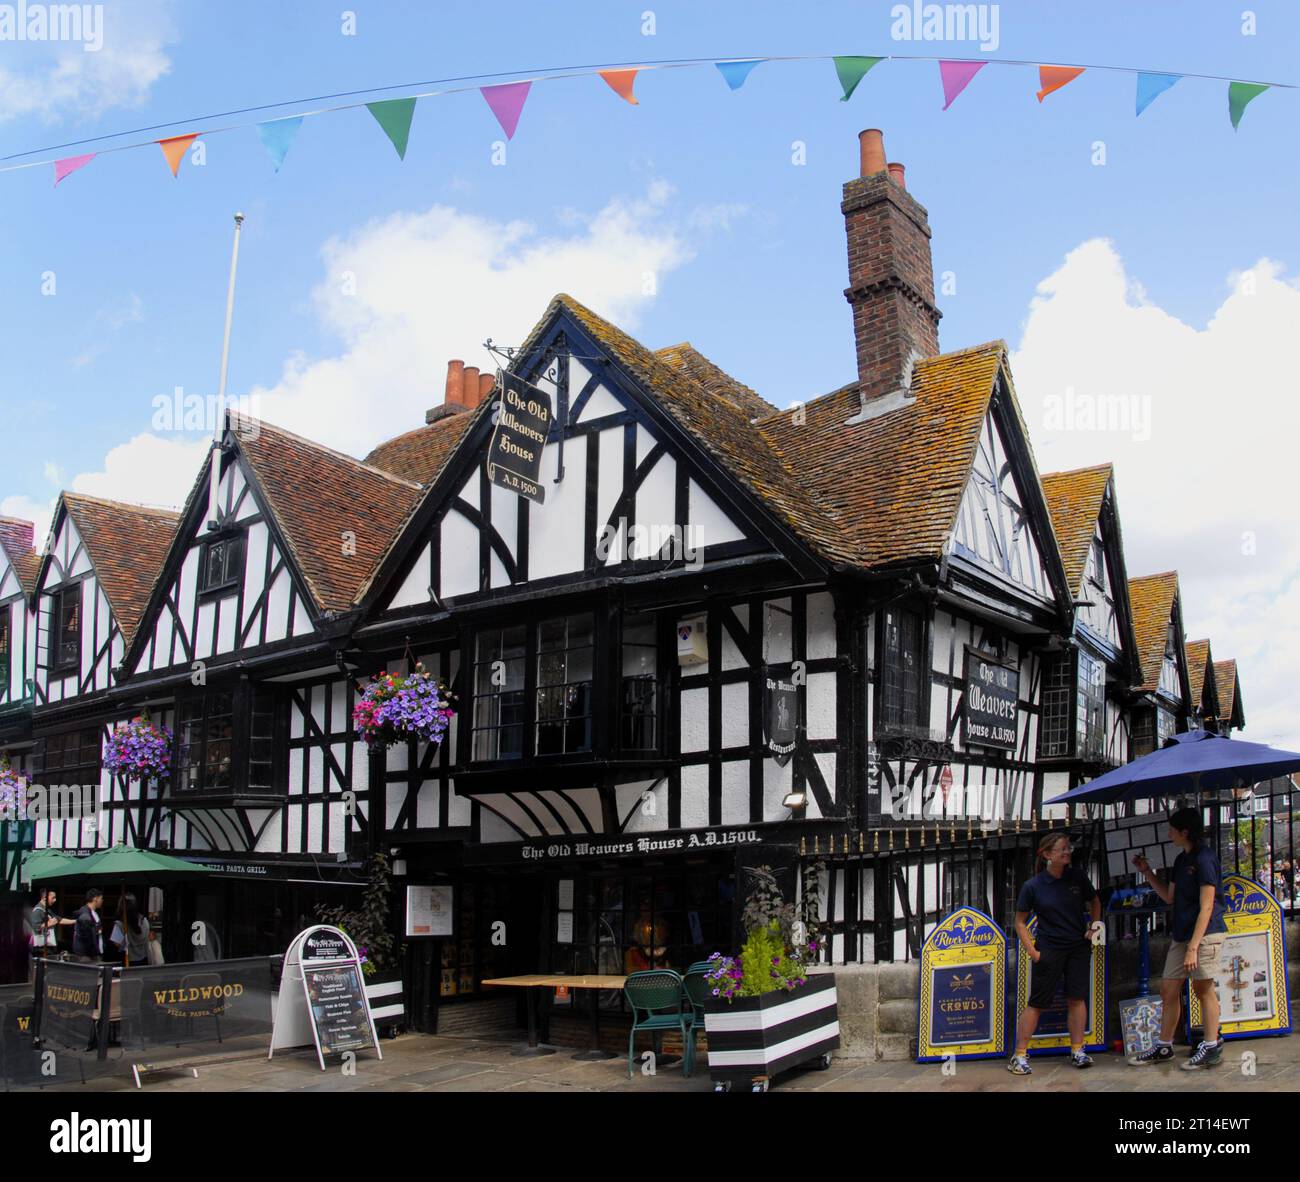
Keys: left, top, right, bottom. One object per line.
{"left": 702, "top": 974, "right": 838, "bottom": 1091}
{"left": 365, "top": 973, "right": 405, "bottom": 1035}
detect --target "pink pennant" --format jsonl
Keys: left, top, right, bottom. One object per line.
{"left": 939, "top": 60, "right": 987, "bottom": 110}
{"left": 54, "top": 153, "right": 96, "bottom": 186}
{"left": 481, "top": 81, "right": 532, "bottom": 140}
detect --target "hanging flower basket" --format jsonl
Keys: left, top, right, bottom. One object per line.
{"left": 353, "top": 664, "right": 456, "bottom": 750}
{"left": 103, "top": 715, "right": 173, "bottom": 782}
{"left": 0, "top": 759, "right": 28, "bottom": 821}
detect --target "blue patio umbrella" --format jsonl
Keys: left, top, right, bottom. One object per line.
{"left": 1044, "top": 730, "right": 1300, "bottom": 806}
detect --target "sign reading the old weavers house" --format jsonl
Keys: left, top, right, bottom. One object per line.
{"left": 962, "top": 649, "right": 1019, "bottom": 751}
{"left": 487, "top": 373, "right": 552, "bottom": 504}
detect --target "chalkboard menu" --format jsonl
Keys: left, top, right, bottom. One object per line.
{"left": 487, "top": 374, "right": 552, "bottom": 504}
{"left": 304, "top": 963, "right": 373, "bottom": 1057}
{"left": 962, "top": 649, "right": 1019, "bottom": 750}
{"left": 269, "top": 925, "right": 382, "bottom": 1070}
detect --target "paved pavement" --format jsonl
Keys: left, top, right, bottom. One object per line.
{"left": 31, "top": 1023, "right": 1300, "bottom": 1093}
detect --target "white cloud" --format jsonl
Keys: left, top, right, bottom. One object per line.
{"left": 11, "top": 182, "right": 697, "bottom": 563}
{"left": 246, "top": 184, "right": 695, "bottom": 456}
{"left": 1012, "top": 239, "right": 1300, "bottom": 749}
{"left": 0, "top": 0, "right": 174, "bottom": 125}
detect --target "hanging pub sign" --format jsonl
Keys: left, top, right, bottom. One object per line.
{"left": 1011, "top": 914, "right": 1107, "bottom": 1055}
{"left": 1187, "top": 875, "right": 1291, "bottom": 1041}
{"left": 763, "top": 667, "right": 798, "bottom": 766}
{"left": 962, "top": 649, "right": 1019, "bottom": 751}
{"left": 269, "top": 925, "right": 382, "bottom": 1071}
{"left": 486, "top": 372, "right": 552, "bottom": 504}
{"left": 916, "top": 907, "right": 1007, "bottom": 1062}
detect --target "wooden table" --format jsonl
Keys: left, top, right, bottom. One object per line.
{"left": 482, "top": 975, "right": 627, "bottom": 1060}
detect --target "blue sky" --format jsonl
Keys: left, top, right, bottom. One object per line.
{"left": 1, "top": 0, "right": 1298, "bottom": 741}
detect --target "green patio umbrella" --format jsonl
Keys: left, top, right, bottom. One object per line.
{"left": 37, "top": 843, "right": 214, "bottom": 966}
{"left": 20, "top": 847, "right": 79, "bottom": 883}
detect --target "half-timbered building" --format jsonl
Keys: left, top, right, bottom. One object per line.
{"left": 1126, "top": 571, "right": 1196, "bottom": 761}
{"left": 1212, "top": 658, "right": 1245, "bottom": 734}
{"left": 1040, "top": 464, "right": 1141, "bottom": 806}
{"left": 1184, "top": 638, "right": 1221, "bottom": 730}
{"left": 0, "top": 517, "right": 39, "bottom": 766}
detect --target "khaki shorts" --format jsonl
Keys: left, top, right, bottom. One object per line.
{"left": 1162, "top": 933, "right": 1226, "bottom": 982}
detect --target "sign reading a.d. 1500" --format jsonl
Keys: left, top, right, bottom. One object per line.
{"left": 486, "top": 373, "right": 552, "bottom": 504}
{"left": 963, "top": 649, "right": 1019, "bottom": 751}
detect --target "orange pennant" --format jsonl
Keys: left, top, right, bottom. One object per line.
{"left": 158, "top": 134, "right": 198, "bottom": 177}
{"left": 1036, "top": 66, "right": 1085, "bottom": 102}
{"left": 599, "top": 69, "right": 639, "bottom": 105}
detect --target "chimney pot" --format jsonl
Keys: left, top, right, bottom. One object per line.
{"left": 446, "top": 359, "right": 467, "bottom": 407}
{"left": 478, "top": 371, "right": 495, "bottom": 402}
{"left": 887, "top": 162, "right": 906, "bottom": 190}
{"left": 859, "top": 128, "right": 887, "bottom": 178}
{"left": 463, "top": 366, "right": 481, "bottom": 407}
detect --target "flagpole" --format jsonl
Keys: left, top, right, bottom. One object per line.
{"left": 208, "top": 212, "right": 244, "bottom": 531}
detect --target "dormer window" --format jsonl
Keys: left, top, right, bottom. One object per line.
{"left": 199, "top": 532, "right": 246, "bottom": 596}
{"left": 48, "top": 584, "right": 81, "bottom": 676}
{"left": 1158, "top": 623, "right": 1180, "bottom": 699}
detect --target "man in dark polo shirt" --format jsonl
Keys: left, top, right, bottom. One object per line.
{"left": 1129, "top": 806, "right": 1228, "bottom": 1069}
{"left": 1008, "top": 832, "right": 1102, "bottom": 1075}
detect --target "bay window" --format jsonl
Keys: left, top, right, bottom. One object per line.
{"left": 175, "top": 683, "right": 284, "bottom": 794}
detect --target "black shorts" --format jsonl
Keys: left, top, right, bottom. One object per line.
{"left": 1028, "top": 941, "right": 1091, "bottom": 1009}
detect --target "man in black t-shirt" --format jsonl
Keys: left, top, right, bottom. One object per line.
{"left": 1130, "top": 807, "right": 1228, "bottom": 1069}
{"left": 1008, "top": 832, "right": 1102, "bottom": 1076}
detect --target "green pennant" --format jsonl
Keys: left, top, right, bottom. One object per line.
{"left": 1228, "top": 81, "right": 1269, "bottom": 130}
{"left": 367, "top": 97, "right": 417, "bottom": 159}
{"left": 834, "top": 56, "right": 883, "bottom": 102}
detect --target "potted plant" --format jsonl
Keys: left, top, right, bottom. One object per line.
{"left": 701, "top": 861, "right": 838, "bottom": 1092}
{"left": 353, "top": 664, "right": 455, "bottom": 750}
{"left": 102, "top": 713, "right": 172, "bottom": 783}
{"left": 316, "top": 853, "right": 406, "bottom": 1036}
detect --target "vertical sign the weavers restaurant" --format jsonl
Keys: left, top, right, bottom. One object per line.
{"left": 962, "top": 648, "right": 1019, "bottom": 750}
{"left": 763, "top": 667, "right": 798, "bottom": 767}
{"left": 487, "top": 372, "right": 552, "bottom": 504}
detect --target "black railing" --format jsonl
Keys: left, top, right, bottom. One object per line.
{"left": 1212, "top": 778, "right": 1297, "bottom": 914}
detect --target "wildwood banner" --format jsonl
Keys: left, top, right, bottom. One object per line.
{"left": 37, "top": 960, "right": 103, "bottom": 1053}
{"left": 114, "top": 957, "right": 278, "bottom": 1052}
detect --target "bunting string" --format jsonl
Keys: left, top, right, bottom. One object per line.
{"left": 0, "top": 52, "right": 1290, "bottom": 185}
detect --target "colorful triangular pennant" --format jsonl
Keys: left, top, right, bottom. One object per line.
{"left": 481, "top": 81, "right": 532, "bottom": 140}
{"left": 715, "top": 59, "right": 762, "bottom": 91}
{"left": 256, "top": 116, "right": 304, "bottom": 171}
{"left": 834, "top": 56, "right": 883, "bottom": 102}
{"left": 599, "top": 69, "right": 639, "bottom": 105}
{"left": 158, "top": 134, "right": 198, "bottom": 177}
{"left": 1135, "top": 72, "right": 1181, "bottom": 116}
{"left": 367, "top": 98, "right": 417, "bottom": 160}
{"left": 939, "top": 60, "right": 986, "bottom": 110}
{"left": 53, "top": 153, "right": 95, "bottom": 187}
{"left": 1036, "top": 65, "right": 1085, "bottom": 102}
{"left": 1228, "top": 81, "right": 1269, "bottom": 129}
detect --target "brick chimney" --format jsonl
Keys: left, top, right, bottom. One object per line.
{"left": 842, "top": 129, "right": 941, "bottom": 421}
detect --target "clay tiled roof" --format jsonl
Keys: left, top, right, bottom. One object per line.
{"left": 500, "top": 295, "right": 1024, "bottom": 575}
{"left": 1213, "top": 658, "right": 1241, "bottom": 725}
{"left": 1041, "top": 465, "right": 1112, "bottom": 594}
{"left": 1184, "top": 639, "right": 1215, "bottom": 713}
{"left": 1128, "top": 571, "right": 1180, "bottom": 692}
{"left": 759, "top": 341, "right": 1008, "bottom": 569}
{"left": 0, "top": 515, "right": 40, "bottom": 597}
{"left": 234, "top": 416, "right": 423, "bottom": 615}
{"left": 654, "top": 343, "right": 776, "bottom": 423}
{"left": 551, "top": 295, "right": 848, "bottom": 564}
{"left": 60, "top": 494, "right": 181, "bottom": 646}
{"left": 364, "top": 411, "right": 476, "bottom": 487}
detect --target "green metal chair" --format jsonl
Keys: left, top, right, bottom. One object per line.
{"left": 623, "top": 969, "right": 695, "bottom": 1079}
{"left": 681, "top": 963, "right": 714, "bottom": 1067}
